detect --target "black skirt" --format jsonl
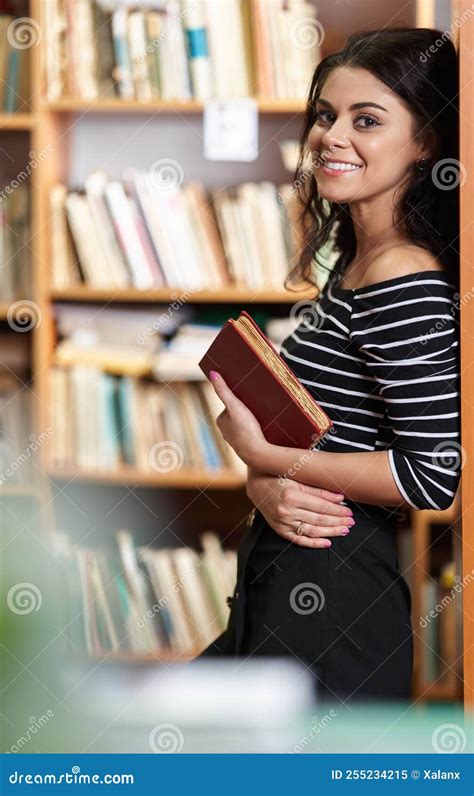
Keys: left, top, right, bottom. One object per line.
{"left": 238, "top": 501, "right": 413, "bottom": 702}
{"left": 197, "top": 500, "right": 413, "bottom": 703}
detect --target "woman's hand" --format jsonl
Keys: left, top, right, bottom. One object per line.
{"left": 246, "top": 467, "right": 355, "bottom": 548}
{"left": 208, "top": 370, "right": 268, "bottom": 465}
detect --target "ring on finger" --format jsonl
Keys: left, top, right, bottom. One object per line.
{"left": 296, "top": 521, "right": 305, "bottom": 536}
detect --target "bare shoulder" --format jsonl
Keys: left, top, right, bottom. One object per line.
{"left": 363, "top": 244, "right": 446, "bottom": 287}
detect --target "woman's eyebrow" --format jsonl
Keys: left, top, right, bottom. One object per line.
{"left": 316, "top": 98, "right": 388, "bottom": 112}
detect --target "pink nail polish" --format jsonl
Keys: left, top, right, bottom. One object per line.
{"left": 341, "top": 529, "right": 350, "bottom": 536}
{"left": 209, "top": 370, "right": 219, "bottom": 381}
{"left": 324, "top": 540, "right": 332, "bottom": 547}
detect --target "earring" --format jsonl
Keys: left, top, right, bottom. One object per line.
{"left": 416, "top": 157, "right": 429, "bottom": 172}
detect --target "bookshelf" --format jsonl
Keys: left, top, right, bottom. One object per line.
{"left": 45, "top": 98, "right": 306, "bottom": 115}
{"left": 49, "top": 287, "right": 316, "bottom": 304}
{"left": 6, "top": 0, "right": 469, "bottom": 704}
{"left": 0, "top": 111, "right": 34, "bottom": 129}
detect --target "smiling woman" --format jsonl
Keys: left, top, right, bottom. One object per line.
{"left": 197, "top": 27, "right": 460, "bottom": 705}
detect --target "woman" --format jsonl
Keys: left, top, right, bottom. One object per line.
{"left": 198, "top": 27, "right": 461, "bottom": 703}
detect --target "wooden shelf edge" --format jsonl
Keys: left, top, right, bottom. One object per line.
{"left": 413, "top": 681, "right": 462, "bottom": 702}
{"left": 50, "top": 286, "right": 317, "bottom": 304}
{"left": 67, "top": 650, "right": 200, "bottom": 663}
{"left": 46, "top": 466, "right": 246, "bottom": 489}
{"left": 0, "top": 112, "right": 35, "bottom": 130}
{"left": 0, "top": 300, "right": 34, "bottom": 320}
{"left": 43, "top": 98, "right": 306, "bottom": 115}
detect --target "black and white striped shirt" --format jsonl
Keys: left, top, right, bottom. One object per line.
{"left": 279, "top": 266, "right": 461, "bottom": 512}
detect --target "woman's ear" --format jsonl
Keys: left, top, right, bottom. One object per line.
{"left": 417, "top": 128, "right": 437, "bottom": 162}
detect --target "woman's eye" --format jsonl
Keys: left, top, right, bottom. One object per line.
{"left": 355, "top": 114, "right": 380, "bottom": 128}
{"left": 314, "top": 110, "right": 334, "bottom": 124}
{"left": 314, "top": 110, "right": 380, "bottom": 129}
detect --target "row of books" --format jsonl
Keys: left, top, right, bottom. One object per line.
{"left": 52, "top": 301, "right": 296, "bottom": 380}
{"left": 420, "top": 563, "right": 462, "bottom": 688}
{"left": 0, "top": 335, "right": 32, "bottom": 487}
{"left": 397, "top": 527, "right": 462, "bottom": 689}
{"left": 0, "top": 183, "right": 30, "bottom": 301}
{"left": 0, "top": 14, "right": 31, "bottom": 112}
{"left": 50, "top": 172, "right": 306, "bottom": 292}
{"left": 49, "top": 366, "right": 246, "bottom": 474}
{"left": 43, "top": 0, "right": 321, "bottom": 102}
{"left": 56, "top": 528, "right": 237, "bottom": 656}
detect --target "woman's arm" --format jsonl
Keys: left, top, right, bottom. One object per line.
{"left": 246, "top": 466, "right": 355, "bottom": 547}
{"left": 208, "top": 369, "right": 409, "bottom": 507}
{"left": 247, "top": 444, "right": 410, "bottom": 508}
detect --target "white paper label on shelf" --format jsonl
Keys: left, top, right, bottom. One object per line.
{"left": 204, "top": 99, "right": 258, "bottom": 162}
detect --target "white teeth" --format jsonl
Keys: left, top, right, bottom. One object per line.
{"left": 325, "top": 162, "right": 361, "bottom": 171}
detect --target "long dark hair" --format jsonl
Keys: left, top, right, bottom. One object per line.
{"left": 285, "top": 27, "right": 459, "bottom": 294}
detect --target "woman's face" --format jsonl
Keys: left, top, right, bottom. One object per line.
{"left": 307, "top": 66, "right": 429, "bottom": 204}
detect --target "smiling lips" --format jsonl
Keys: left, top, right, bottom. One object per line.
{"left": 324, "top": 162, "right": 362, "bottom": 172}
{"left": 313, "top": 152, "right": 364, "bottom": 175}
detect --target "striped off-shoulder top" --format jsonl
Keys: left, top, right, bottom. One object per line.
{"left": 278, "top": 261, "right": 461, "bottom": 512}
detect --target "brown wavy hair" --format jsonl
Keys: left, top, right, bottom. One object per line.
{"left": 284, "top": 27, "right": 459, "bottom": 294}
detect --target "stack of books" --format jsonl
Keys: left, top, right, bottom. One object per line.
{"left": 53, "top": 302, "right": 171, "bottom": 376}
{"left": 43, "top": 0, "right": 322, "bottom": 102}
{"left": 56, "top": 528, "right": 237, "bottom": 656}
{"left": 0, "top": 13, "right": 31, "bottom": 112}
{"left": 0, "top": 183, "right": 30, "bottom": 301}
{"left": 50, "top": 172, "right": 307, "bottom": 292}
{"left": 49, "top": 366, "right": 246, "bottom": 474}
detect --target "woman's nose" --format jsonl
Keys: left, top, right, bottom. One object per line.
{"left": 321, "top": 120, "right": 352, "bottom": 151}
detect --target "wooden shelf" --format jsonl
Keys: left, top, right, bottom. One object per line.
{"left": 0, "top": 300, "right": 35, "bottom": 321}
{"left": 71, "top": 650, "right": 200, "bottom": 664}
{"left": 47, "top": 466, "right": 246, "bottom": 489}
{"left": 415, "top": 681, "right": 462, "bottom": 702}
{"left": 0, "top": 112, "right": 35, "bottom": 131}
{"left": 44, "top": 98, "right": 306, "bottom": 115}
{"left": 50, "top": 286, "right": 317, "bottom": 304}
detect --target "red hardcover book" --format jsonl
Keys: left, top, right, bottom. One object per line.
{"left": 198, "top": 310, "right": 333, "bottom": 449}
